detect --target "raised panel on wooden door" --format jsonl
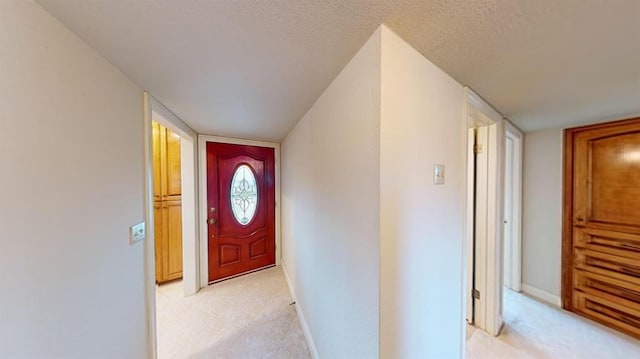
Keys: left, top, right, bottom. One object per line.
{"left": 589, "top": 132, "right": 640, "bottom": 227}
{"left": 219, "top": 244, "right": 241, "bottom": 266}
{"left": 574, "top": 227, "right": 640, "bottom": 260}
{"left": 574, "top": 128, "right": 640, "bottom": 234}
{"left": 574, "top": 291, "right": 640, "bottom": 338}
{"left": 249, "top": 236, "right": 267, "bottom": 260}
{"left": 154, "top": 203, "right": 164, "bottom": 282}
{"left": 574, "top": 270, "right": 640, "bottom": 310}
{"left": 574, "top": 248, "right": 640, "bottom": 287}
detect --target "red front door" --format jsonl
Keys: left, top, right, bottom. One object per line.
{"left": 206, "top": 142, "right": 275, "bottom": 282}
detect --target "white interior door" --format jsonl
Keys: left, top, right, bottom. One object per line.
{"left": 503, "top": 122, "right": 523, "bottom": 292}
{"left": 503, "top": 136, "right": 514, "bottom": 289}
{"left": 474, "top": 125, "right": 490, "bottom": 329}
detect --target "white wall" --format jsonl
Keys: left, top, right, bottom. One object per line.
{"left": 522, "top": 128, "right": 563, "bottom": 304}
{"left": 379, "top": 27, "right": 465, "bottom": 358}
{"left": 281, "top": 29, "right": 381, "bottom": 358}
{"left": 0, "top": 1, "right": 147, "bottom": 357}
{"left": 179, "top": 130, "right": 199, "bottom": 296}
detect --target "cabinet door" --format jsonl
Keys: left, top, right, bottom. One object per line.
{"left": 155, "top": 202, "right": 183, "bottom": 283}
{"left": 154, "top": 202, "right": 164, "bottom": 282}
{"left": 164, "top": 200, "right": 183, "bottom": 281}
{"left": 152, "top": 122, "right": 183, "bottom": 284}
{"left": 163, "top": 127, "right": 182, "bottom": 200}
{"left": 152, "top": 122, "right": 162, "bottom": 200}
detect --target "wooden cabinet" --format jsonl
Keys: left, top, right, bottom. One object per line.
{"left": 153, "top": 122, "right": 183, "bottom": 283}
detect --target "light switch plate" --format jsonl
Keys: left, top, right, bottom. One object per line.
{"left": 130, "top": 221, "right": 146, "bottom": 245}
{"left": 434, "top": 164, "right": 445, "bottom": 185}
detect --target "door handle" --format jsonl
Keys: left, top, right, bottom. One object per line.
{"left": 208, "top": 218, "right": 217, "bottom": 225}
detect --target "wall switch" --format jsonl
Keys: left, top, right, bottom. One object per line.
{"left": 434, "top": 164, "right": 445, "bottom": 185}
{"left": 130, "top": 221, "right": 146, "bottom": 244}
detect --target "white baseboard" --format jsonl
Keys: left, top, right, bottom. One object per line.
{"left": 521, "top": 283, "right": 561, "bottom": 307}
{"left": 281, "top": 264, "right": 320, "bottom": 359}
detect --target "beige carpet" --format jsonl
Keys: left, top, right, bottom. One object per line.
{"left": 158, "top": 271, "right": 640, "bottom": 358}
{"left": 466, "top": 289, "right": 640, "bottom": 359}
{"left": 156, "top": 266, "right": 311, "bottom": 359}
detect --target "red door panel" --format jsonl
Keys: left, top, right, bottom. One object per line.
{"left": 207, "top": 142, "right": 275, "bottom": 282}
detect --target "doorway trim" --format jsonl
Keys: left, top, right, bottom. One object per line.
{"left": 150, "top": 104, "right": 200, "bottom": 295}
{"left": 198, "top": 135, "right": 281, "bottom": 287}
{"left": 143, "top": 92, "right": 200, "bottom": 359}
{"left": 463, "top": 87, "right": 505, "bottom": 336}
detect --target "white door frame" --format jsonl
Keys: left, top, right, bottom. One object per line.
{"left": 503, "top": 121, "right": 523, "bottom": 292}
{"left": 463, "top": 88, "right": 505, "bottom": 336}
{"left": 464, "top": 127, "right": 476, "bottom": 326}
{"left": 143, "top": 92, "right": 200, "bottom": 359}
{"left": 197, "top": 135, "right": 281, "bottom": 287}
{"left": 150, "top": 101, "right": 200, "bottom": 296}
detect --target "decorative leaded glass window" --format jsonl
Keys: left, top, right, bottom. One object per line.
{"left": 230, "top": 164, "right": 258, "bottom": 225}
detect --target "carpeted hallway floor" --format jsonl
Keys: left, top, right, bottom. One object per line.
{"left": 156, "top": 266, "right": 310, "bottom": 359}
{"left": 466, "top": 289, "right": 640, "bottom": 358}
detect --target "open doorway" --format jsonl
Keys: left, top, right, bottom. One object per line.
{"left": 143, "top": 93, "right": 200, "bottom": 357}
{"left": 151, "top": 120, "right": 184, "bottom": 284}
{"left": 464, "top": 88, "right": 523, "bottom": 340}
{"left": 464, "top": 88, "right": 505, "bottom": 337}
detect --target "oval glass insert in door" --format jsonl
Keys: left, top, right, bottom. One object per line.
{"left": 229, "top": 164, "right": 258, "bottom": 225}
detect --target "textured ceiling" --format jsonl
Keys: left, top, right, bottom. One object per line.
{"left": 37, "top": 0, "right": 640, "bottom": 140}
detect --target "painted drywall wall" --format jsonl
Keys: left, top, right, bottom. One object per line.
{"left": 380, "top": 27, "right": 465, "bottom": 358}
{"left": 0, "top": 1, "right": 146, "bottom": 357}
{"left": 522, "top": 128, "right": 563, "bottom": 304}
{"left": 281, "top": 29, "right": 381, "bottom": 358}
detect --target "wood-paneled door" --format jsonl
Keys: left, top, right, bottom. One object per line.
{"left": 153, "top": 121, "right": 183, "bottom": 283}
{"left": 206, "top": 142, "right": 275, "bottom": 282}
{"left": 563, "top": 117, "right": 640, "bottom": 339}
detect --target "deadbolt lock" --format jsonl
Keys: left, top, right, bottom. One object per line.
{"left": 210, "top": 207, "right": 216, "bottom": 213}
{"left": 208, "top": 218, "right": 217, "bottom": 225}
